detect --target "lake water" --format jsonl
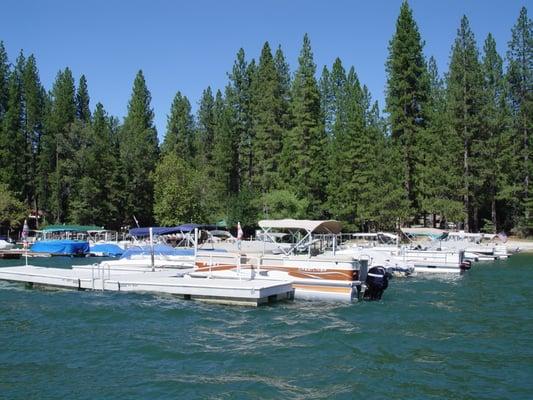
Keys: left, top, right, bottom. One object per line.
{"left": 1, "top": 254, "right": 532, "bottom": 399}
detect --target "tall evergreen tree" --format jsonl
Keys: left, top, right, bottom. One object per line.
{"left": 45, "top": 67, "right": 77, "bottom": 222}
{"left": 326, "top": 64, "right": 368, "bottom": 229}
{"left": 281, "top": 34, "right": 326, "bottom": 217}
{"left": 0, "top": 41, "right": 9, "bottom": 119}
{"left": 319, "top": 66, "right": 333, "bottom": 135}
{"left": 507, "top": 7, "right": 533, "bottom": 229}
{"left": 478, "top": 34, "right": 515, "bottom": 231}
{"left": 161, "top": 91, "right": 194, "bottom": 160}
{"left": 0, "top": 52, "right": 25, "bottom": 195}
{"left": 76, "top": 74, "right": 91, "bottom": 123}
{"left": 447, "top": 16, "right": 484, "bottom": 231}
{"left": 212, "top": 90, "right": 239, "bottom": 196}
{"left": 418, "top": 57, "right": 463, "bottom": 226}
{"left": 329, "top": 58, "right": 349, "bottom": 138}
{"left": 251, "top": 42, "right": 285, "bottom": 192}
{"left": 69, "top": 103, "right": 119, "bottom": 225}
{"left": 21, "top": 54, "right": 46, "bottom": 210}
{"left": 274, "top": 45, "right": 292, "bottom": 131}
{"left": 385, "top": 0, "right": 430, "bottom": 216}
{"left": 195, "top": 87, "right": 215, "bottom": 169}
{"left": 119, "top": 70, "right": 159, "bottom": 226}
{"left": 226, "top": 50, "right": 255, "bottom": 190}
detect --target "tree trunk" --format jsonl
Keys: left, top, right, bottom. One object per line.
{"left": 491, "top": 197, "right": 497, "bottom": 233}
{"left": 464, "top": 140, "right": 469, "bottom": 232}
{"left": 524, "top": 113, "right": 529, "bottom": 220}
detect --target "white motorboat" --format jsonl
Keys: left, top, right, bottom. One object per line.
{"left": 0, "top": 239, "right": 14, "bottom": 250}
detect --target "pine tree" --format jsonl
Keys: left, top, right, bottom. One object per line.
{"left": 161, "top": 91, "right": 194, "bottom": 160}
{"left": 76, "top": 74, "right": 91, "bottom": 123}
{"left": 0, "top": 52, "right": 25, "bottom": 195}
{"left": 21, "top": 54, "right": 46, "bottom": 211}
{"left": 44, "top": 67, "right": 77, "bottom": 222}
{"left": 507, "top": 7, "right": 533, "bottom": 230}
{"left": 447, "top": 16, "right": 484, "bottom": 231}
{"left": 0, "top": 41, "right": 9, "bottom": 119}
{"left": 326, "top": 63, "right": 366, "bottom": 229}
{"left": 69, "top": 103, "right": 119, "bottom": 225}
{"left": 274, "top": 45, "right": 292, "bottom": 131}
{"left": 212, "top": 90, "right": 239, "bottom": 196}
{"left": 418, "top": 57, "right": 464, "bottom": 227}
{"left": 251, "top": 41, "right": 284, "bottom": 192}
{"left": 195, "top": 86, "right": 215, "bottom": 169}
{"left": 227, "top": 49, "right": 254, "bottom": 190}
{"left": 281, "top": 34, "right": 326, "bottom": 217}
{"left": 478, "top": 34, "right": 515, "bottom": 231}
{"left": 385, "top": 0, "right": 430, "bottom": 217}
{"left": 319, "top": 66, "right": 333, "bottom": 135}
{"left": 119, "top": 70, "right": 159, "bottom": 226}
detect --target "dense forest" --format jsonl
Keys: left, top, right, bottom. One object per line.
{"left": 0, "top": 3, "right": 531, "bottom": 235}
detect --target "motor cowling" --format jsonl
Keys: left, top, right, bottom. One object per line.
{"left": 365, "top": 266, "right": 390, "bottom": 300}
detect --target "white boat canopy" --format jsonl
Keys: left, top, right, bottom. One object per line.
{"left": 258, "top": 219, "right": 343, "bottom": 234}
{"left": 448, "top": 231, "right": 496, "bottom": 239}
{"left": 401, "top": 227, "right": 448, "bottom": 238}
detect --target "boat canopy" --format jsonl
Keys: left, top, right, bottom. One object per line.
{"left": 129, "top": 224, "right": 219, "bottom": 237}
{"left": 258, "top": 219, "right": 343, "bottom": 234}
{"left": 401, "top": 227, "right": 448, "bottom": 240}
{"left": 447, "top": 231, "right": 496, "bottom": 239}
{"left": 41, "top": 224, "right": 103, "bottom": 232}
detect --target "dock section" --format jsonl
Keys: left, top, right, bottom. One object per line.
{"left": 0, "top": 265, "right": 293, "bottom": 306}
{"left": 0, "top": 250, "right": 23, "bottom": 259}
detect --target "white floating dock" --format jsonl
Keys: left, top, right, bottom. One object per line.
{"left": 0, "top": 265, "right": 294, "bottom": 306}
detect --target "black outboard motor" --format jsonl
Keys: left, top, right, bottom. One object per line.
{"left": 365, "top": 266, "right": 391, "bottom": 300}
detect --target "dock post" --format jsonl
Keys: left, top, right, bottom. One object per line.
{"left": 150, "top": 227, "right": 155, "bottom": 272}
{"left": 194, "top": 228, "right": 198, "bottom": 258}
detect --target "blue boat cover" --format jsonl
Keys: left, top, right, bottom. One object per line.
{"left": 90, "top": 243, "right": 124, "bottom": 257}
{"left": 31, "top": 240, "right": 90, "bottom": 255}
{"left": 120, "top": 244, "right": 227, "bottom": 259}
{"left": 120, "top": 244, "right": 195, "bottom": 259}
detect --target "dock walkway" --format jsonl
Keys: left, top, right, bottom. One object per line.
{"left": 0, "top": 265, "right": 294, "bottom": 306}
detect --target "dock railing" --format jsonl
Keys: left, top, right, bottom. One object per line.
{"left": 91, "top": 262, "right": 111, "bottom": 290}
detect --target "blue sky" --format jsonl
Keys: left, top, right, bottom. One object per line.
{"left": 0, "top": 0, "right": 528, "bottom": 137}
